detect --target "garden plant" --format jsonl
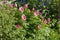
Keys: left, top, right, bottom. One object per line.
{"left": 0, "top": 0, "right": 60, "bottom": 40}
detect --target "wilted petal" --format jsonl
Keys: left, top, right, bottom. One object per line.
{"left": 40, "top": 12, "right": 42, "bottom": 16}
{"left": 42, "top": 17, "right": 45, "bottom": 21}
{"left": 8, "top": 3, "right": 13, "bottom": 7}
{"left": 15, "top": 3, "right": 17, "bottom": 7}
{"left": 38, "top": 24, "right": 41, "bottom": 29}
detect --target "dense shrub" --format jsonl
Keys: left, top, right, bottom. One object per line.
{"left": 0, "top": 0, "right": 60, "bottom": 40}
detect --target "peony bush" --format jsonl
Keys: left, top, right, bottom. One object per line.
{"left": 0, "top": 0, "right": 60, "bottom": 40}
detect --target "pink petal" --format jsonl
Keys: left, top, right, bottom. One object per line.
{"left": 34, "top": 10, "right": 39, "bottom": 16}
{"left": 24, "top": 4, "right": 28, "bottom": 8}
{"left": 19, "top": 7, "right": 24, "bottom": 13}
{"left": 48, "top": 18, "right": 51, "bottom": 23}
{"left": 16, "top": 24, "right": 20, "bottom": 28}
{"left": 22, "top": 14, "right": 26, "bottom": 21}
{"left": 44, "top": 19, "right": 47, "bottom": 24}
{"left": 32, "top": 8, "right": 35, "bottom": 11}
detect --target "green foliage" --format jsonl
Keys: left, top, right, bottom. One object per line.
{"left": 0, "top": 0, "right": 60, "bottom": 40}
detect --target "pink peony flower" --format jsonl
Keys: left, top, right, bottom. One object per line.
{"left": 48, "top": 18, "right": 51, "bottom": 23}
{"left": 38, "top": 24, "right": 41, "bottom": 29}
{"left": 32, "top": 8, "right": 35, "bottom": 11}
{"left": 16, "top": 24, "right": 20, "bottom": 28}
{"left": 24, "top": 4, "right": 28, "bottom": 8}
{"left": 19, "top": 7, "right": 24, "bottom": 13}
{"left": 22, "top": 14, "right": 26, "bottom": 21}
{"left": 34, "top": 10, "right": 39, "bottom": 16}
{"left": 44, "top": 19, "right": 47, "bottom": 24}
